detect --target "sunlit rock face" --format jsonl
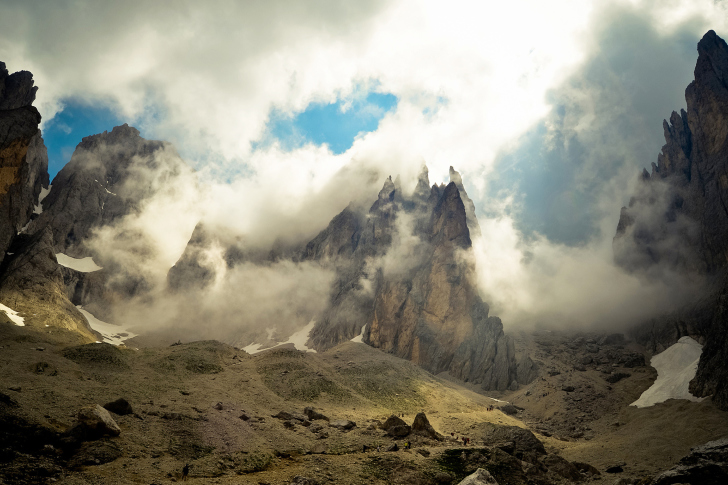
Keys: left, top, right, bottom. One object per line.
{"left": 0, "top": 62, "right": 94, "bottom": 340}
{"left": 304, "top": 166, "right": 517, "bottom": 391}
{"left": 0, "top": 62, "right": 48, "bottom": 262}
{"left": 613, "top": 31, "right": 728, "bottom": 409}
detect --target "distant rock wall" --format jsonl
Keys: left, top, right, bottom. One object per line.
{"left": 613, "top": 31, "right": 728, "bottom": 409}
{"left": 303, "top": 167, "right": 517, "bottom": 391}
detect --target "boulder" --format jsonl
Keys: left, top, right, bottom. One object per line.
{"left": 411, "top": 412, "right": 442, "bottom": 440}
{"left": 573, "top": 461, "right": 600, "bottom": 476}
{"left": 329, "top": 420, "right": 355, "bottom": 430}
{"left": 456, "top": 468, "right": 498, "bottom": 485}
{"left": 66, "top": 405, "right": 121, "bottom": 440}
{"left": 380, "top": 414, "right": 408, "bottom": 430}
{"left": 303, "top": 407, "right": 329, "bottom": 421}
{"left": 483, "top": 424, "right": 546, "bottom": 463}
{"left": 387, "top": 425, "right": 411, "bottom": 438}
{"left": 540, "top": 454, "right": 583, "bottom": 481}
{"left": 103, "top": 398, "right": 133, "bottom": 416}
{"left": 498, "top": 404, "right": 518, "bottom": 416}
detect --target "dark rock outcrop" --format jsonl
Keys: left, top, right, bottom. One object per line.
{"left": 0, "top": 62, "right": 48, "bottom": 263}
{"left": 31, "top": 123, "right": 186, "bottom": 257}
{"left": 410, "top": 412, "right": 442, "bottom": 440}
{"left": 613, "top": 31, "right": 728, "bottom": 409}
{"left": 651, "top": 437, "right": 728, "bottom": 485}
{"left": 103, "top": 398, "right": 133, "bottom": 416}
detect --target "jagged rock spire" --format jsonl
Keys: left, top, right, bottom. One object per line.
{"left": 449, "top": 166, "right": 481, "bottom": 238}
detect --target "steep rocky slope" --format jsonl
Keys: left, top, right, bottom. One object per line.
{"left": 613, "top": 31, "right": 728, "bottom": 409}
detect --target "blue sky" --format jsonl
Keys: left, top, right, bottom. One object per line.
{"left": 42, "top": 100, "right": 126, "bottom": 179}
{"left": 43, "top": 92, "right": 398, "bottom": 180}
{"left": 256, "top": 92, "right": 397, "bottom": 154}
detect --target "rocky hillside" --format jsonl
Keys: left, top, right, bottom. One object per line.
{"left": 613, "top": 30, "right": 728, "bottom": 410}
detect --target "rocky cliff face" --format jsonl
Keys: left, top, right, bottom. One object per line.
{"left": 168, "top": 166, "right": 519, "bottom": 390}
{"left": 26, "top": 123, "right": 195, "bottom": 319}
{"left": 614, "top": 31, "right": 728, "bottom": 409}
{"left": 0, "top": 62, "right": 48, "bottom": 262}
{"left": 0, "top": 62, "right": 95, "bottom": 340}
{"left": 31, "top": 124, "right": 184, "bottom": 258}
{"left": 303, "top": 167, "right": 517, "bottom": 391}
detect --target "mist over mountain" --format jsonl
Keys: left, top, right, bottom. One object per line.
{"left": 2, "top": 4, "right": 728, "bottom": 483}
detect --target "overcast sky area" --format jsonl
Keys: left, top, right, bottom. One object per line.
{"left": 2, "top": 0, "right": 727, "bottom": 331}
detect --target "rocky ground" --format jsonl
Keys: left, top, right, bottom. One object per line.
{"left": 1, "top": 321, "right": 727, "bottom": 485}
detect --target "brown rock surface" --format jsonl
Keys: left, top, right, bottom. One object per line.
{"left": 0, "top": 61, "right": 48, "bottom": 263}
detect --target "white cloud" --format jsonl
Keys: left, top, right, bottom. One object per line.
{"left": 3, "top": 0, "right": 728, "bottom": 334}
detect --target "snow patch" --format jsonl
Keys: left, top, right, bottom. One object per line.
{"left": 0, "top": 303, "right": 24, "bottom": 326}
{"left": 244, "top": 321, "right": 317, "bottom": 354}
{"left": 631, "top": 336, "right": 705, "bottom": 408}
{"left": 33, "top": 185, "right": 51, "bottom": 215}
{"left": 351, "top": 324, "right": 367, "bottom": 343}
{"left": 56, "top": 253, "right": 102, "bottom": 272}
{"left": 77, "top": 306, "right": 136, "bottom": 346}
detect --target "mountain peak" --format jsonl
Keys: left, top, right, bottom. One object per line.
{"left": 695, "top": 29, "right": 728, "bottom": 89}
{"left": 378, "top": 175, "right": 396, "bottom": 200}
{"left": 0, "top": 61, "right": 38, "bottom": 111}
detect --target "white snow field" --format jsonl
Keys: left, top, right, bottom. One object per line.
{"left": 33, "top": 185, "right": 51, "bottom": 215}
{"left": 243, "top": 321, "right": 317, "bottom": 354}
{"left": 0, "top": 303, "right": 25, "bottom": 326}
{"left": 631, "top": 336, "right": 705, "bottom": 408}
{"left": 56, "top": 253, "right": 102, "bottom": 272}
{"left": 77, "top": 306, "right": 136, "bottom": 346}
{"left": 351, "top": 324, "right": 367, "bottom": 343}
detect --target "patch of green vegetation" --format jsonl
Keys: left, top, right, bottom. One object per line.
{"left": 236, "top": 452, "right": 273, "bottom": 473}
{"left": 339, "top": 362, "right": 427, "bottom": 409}
{"left": 149, "top": 345, "right": 225, "bottom": 374}
{"left": 256, "top": 361, "right": 351, "bottom": 402}
{"left": 183, "top": 356, "right": 223, "bottom": 374}
{"left": 62, "top": 343, "right": 130, "bottom": 368}
{"left": 360, "top": 455, "right": 440, "bottom": 484}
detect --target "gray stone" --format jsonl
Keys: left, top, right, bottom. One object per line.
{"left": 456, "top": 468, "right": 498, "bottom": 485}
{"left": 329, "top": 420, "right": 355, "bottom": 430}
{"left": 67, "top": 404, "right": 121, "bottom": 440}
